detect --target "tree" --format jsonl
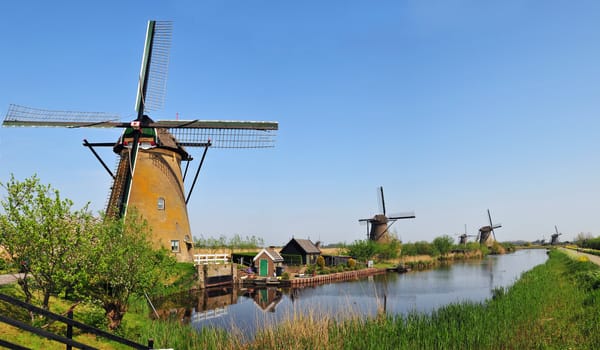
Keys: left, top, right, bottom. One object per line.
{"left": 0, "top": 175, "right": 95, "bottom": 309}
{"left": 377, "top": 239, "right": 401, "bottom": 260}
{"left": 345, "top": 240, "right": 378, "bottom": 262}
{"left": 86, "top": 210, "right": 175, "bottom": 330}
{"left": 433, "top": 235, "right": 454, "bottom": 257}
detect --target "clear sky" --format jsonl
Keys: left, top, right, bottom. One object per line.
{"left": 1, "top": 1, "right": 599, "bottom": 246}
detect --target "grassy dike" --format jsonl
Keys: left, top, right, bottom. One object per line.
{"left": 133, "top": 250, "right": 600, "bottom": 349}
{"left": 2, "top": 250, "right": 600, "bottom": 349}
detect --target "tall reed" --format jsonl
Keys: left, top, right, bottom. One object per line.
{"left": 116, "top": 250, "right": 600, "bottom": 349}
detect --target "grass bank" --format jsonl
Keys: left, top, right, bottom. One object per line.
{"left": 120, "top": 249, "right": 599, "bottom": 349}
{"left": 3, "top": 250, "right": 600, "bottom": 349}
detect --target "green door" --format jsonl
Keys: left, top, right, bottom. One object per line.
{"left": 260, "top": 259, "right": 268, "bottom": 277}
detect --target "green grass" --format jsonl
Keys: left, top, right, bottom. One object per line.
{"left": 3, "top": 250, "right": 600, "bottom": 349}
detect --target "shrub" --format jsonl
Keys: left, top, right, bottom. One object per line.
{"left": 316, "top": 255, "right": 325, "bottom": 269}
{"left": 432, "top": 235, "right": 454, "bottom": 256}
{"left": 378, "top": 239, "right": 401, "bottom": 260}
{"left": 347, "top": 258, "right": 356, "bottom": 269}
{"left": 281, "top": 272, "right": 290, "bottom": 280}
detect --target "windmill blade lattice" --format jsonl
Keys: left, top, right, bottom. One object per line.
{"left": 3, "top": 104, "right": 121, "bottom": 127}
{"left": 136, "top": 21, "right": 172, "bottom": 114}
{"left": 168, "top": 122, "right": 277, "bottom": 148}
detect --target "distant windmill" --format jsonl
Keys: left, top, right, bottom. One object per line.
{"left": 2, "top": 20, "right": 278, "bottom": 262}
{"left": 551, "top": 225, "right": 562, "bottom": 245}
{"left": 358, "top": 186, "right": 415, "bottom": 243}
{"left": 477, "top": 209, "right": 502, "bottom": 247}
{"left": 458, "top": 224, "right": 477, "bottom": 245}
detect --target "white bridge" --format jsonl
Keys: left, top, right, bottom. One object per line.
{"left": 193, "top": 254, "right": 229, "bottom": 265}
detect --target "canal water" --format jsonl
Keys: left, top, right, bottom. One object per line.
{"left": 153, "top": 249, "right": 548, "bottom": 336}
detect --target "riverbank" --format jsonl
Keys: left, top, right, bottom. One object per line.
{"left": 137, "top": 249, "right": 599, "bottom": 349}
{"left": 3, "top": 249, "right": 597, "bottom": 349}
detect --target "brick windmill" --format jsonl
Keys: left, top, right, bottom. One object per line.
{"left": 2, "top": 20, "right": 278, "bottom": 262}
{"left": 358, "top": 186, "right": 415, "bottom": 243}
{"left": 458, "top": 224, "right": 477, "bottom": 245}
{"left": 551, "top": 225, "right": 562, "bottom": 245}
{"left": 477, "top": 209, "right": 502, "bottom": 247}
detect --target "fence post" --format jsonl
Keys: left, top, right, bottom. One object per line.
{"left": 66, "top": 310, "right": 73, "bottom": 350}
{"left": 148, "top": 338, "right": 154, "bottom": 349}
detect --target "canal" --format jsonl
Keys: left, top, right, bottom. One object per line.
{"left": 153, "top": 249, "right": 548, "bottom": 336}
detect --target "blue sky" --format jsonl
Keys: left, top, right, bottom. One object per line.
{"left": 1, "top": 1, "right": 599, "bottom": 245}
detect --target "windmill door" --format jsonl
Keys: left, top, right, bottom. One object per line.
{"left": 259, "top": 259, "right": 269, "bottom": 277}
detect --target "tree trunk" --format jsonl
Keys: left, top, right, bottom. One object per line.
{"left": 42, "top": 290, "right": 51, "bottom": 310}
{"left": 104, "top": 301, "right": 127, "bottom": 331}
{"left": 17, "top": 276, "right": 34, "bottom": 322}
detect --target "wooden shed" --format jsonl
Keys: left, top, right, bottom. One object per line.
{"left": 280, "top": 238, "right": 321, "bottom": 265}
{"left": 253, "top": 248, "right": 284, "bottom": 277}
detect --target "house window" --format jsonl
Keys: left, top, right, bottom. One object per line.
{"left": 171, "top": 240, "right": 180, "bottom": 253}
{"left": 157, "top": 197, "right": 165, "bottom": 210}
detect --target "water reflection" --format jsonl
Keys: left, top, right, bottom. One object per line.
{"left": 151, "top": 249, "right": 548, "bottom": 335}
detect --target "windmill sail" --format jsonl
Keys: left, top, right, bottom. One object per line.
{"left": 2, "top": 19, "right": 278, "bottom": 263}
{"left": 359, "top": 186, "right": 415, "bottom": 242}
{"left": 3, "top": 104, "right": 121, "bottom": 127}
{"left": 136, "top": 20, "right": 172, "bottom": 116}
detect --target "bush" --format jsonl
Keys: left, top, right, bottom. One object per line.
{"left": 316, "top": 255, "right": 325, "bottom": 269}
{"left": 281, "top": 272, "right": 290, "bottom": 280}
{"left": 378, "top": 240, "right": 401, "bottom": 260}
{"left": 76, "top": 304, "right": 107, "bottom": 330}
{"left": 432, "top": 235, "right": 454, "bottom": 256}
{"left": 345, "top": 240, "right": 378, "bottom": 262}
{"left": 347, "top": 258, "right": 356, "bottom": 269}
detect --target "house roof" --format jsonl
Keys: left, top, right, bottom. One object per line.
{"left": 253, "top": 247, "right": 284, "bottom": 262}
{"left": 283, "top": 238, "right": 321, "bottom": 254}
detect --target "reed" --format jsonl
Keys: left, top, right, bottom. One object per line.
{"left": 130, "top": 249, "right": 600, "bottom": 349}
{"left": 4, "top": 250, "right": 599, "bottom": 349}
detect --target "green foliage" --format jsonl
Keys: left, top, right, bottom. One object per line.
{"left": 87, "top": 210, "right": 176, "bottom": 330}
{"left": 281, "top": 272, "right": 290, "bottom": 280}
{"left": 345, "top": 239, "right": 401, "bottom": 262}
{"left": 347, "top": 258, "right": 356, "bottom": 269}
{"left": 0, "top": 258, "right": 8, "bottom": 272}
{"left": 194, "top": 234, "right": 264, "bottom": 250}
{"left": 316, "top": 255, "right": 325, "bottom": 268}
{"left": 432, "top": 235, "right": 454, "bottom": 256}
{"left": 377, "top": 239, "right": 401, "bottom": 260}
{"left": 75, "top": 303, "right": 107, "bottom": 330}
{"left": 415, "top": 241, "right": 438, "bottom": 256}
{"left": 401, "top": 242, "right": 418, "bottom": 256}
{"left": 464, "top": 241, "right": 481, "bottom": 252}
{"left": 0, "top": 174, "right": 96, "bottom": 308}
{"left": 579, "top": 236, "right": 600, "bottom": 250}
{"left": 479, "top": 244, "right": 490, "bottom": 256}
{"left": 345, "top": 240, "right": 379, "bottom": 262}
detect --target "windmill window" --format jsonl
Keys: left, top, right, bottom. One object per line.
{"left": 171, "top": 240, "right": 180, "bottom": 253}
{"left": 157, "top": 197, "right": 165, "bottom": 210}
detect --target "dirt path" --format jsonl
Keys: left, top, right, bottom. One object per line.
{"left": 559, "top": 247, "right": 600, "bottom": 266}
{"left": 0, "top": 273, "right": 25, "bottom": 285}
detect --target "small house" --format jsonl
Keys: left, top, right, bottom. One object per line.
{"left": 253, "top": 247, "right": 284, "bottom": 277}
{"left": 280, "top": 238, "right": 321, "bottom": 265}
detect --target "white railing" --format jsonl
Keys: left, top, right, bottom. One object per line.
{"left": 193, "top": 254, "right": 229, "bottom": 265}
{"left": 191, "top": 307, "right": 228, "bottom": 322}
